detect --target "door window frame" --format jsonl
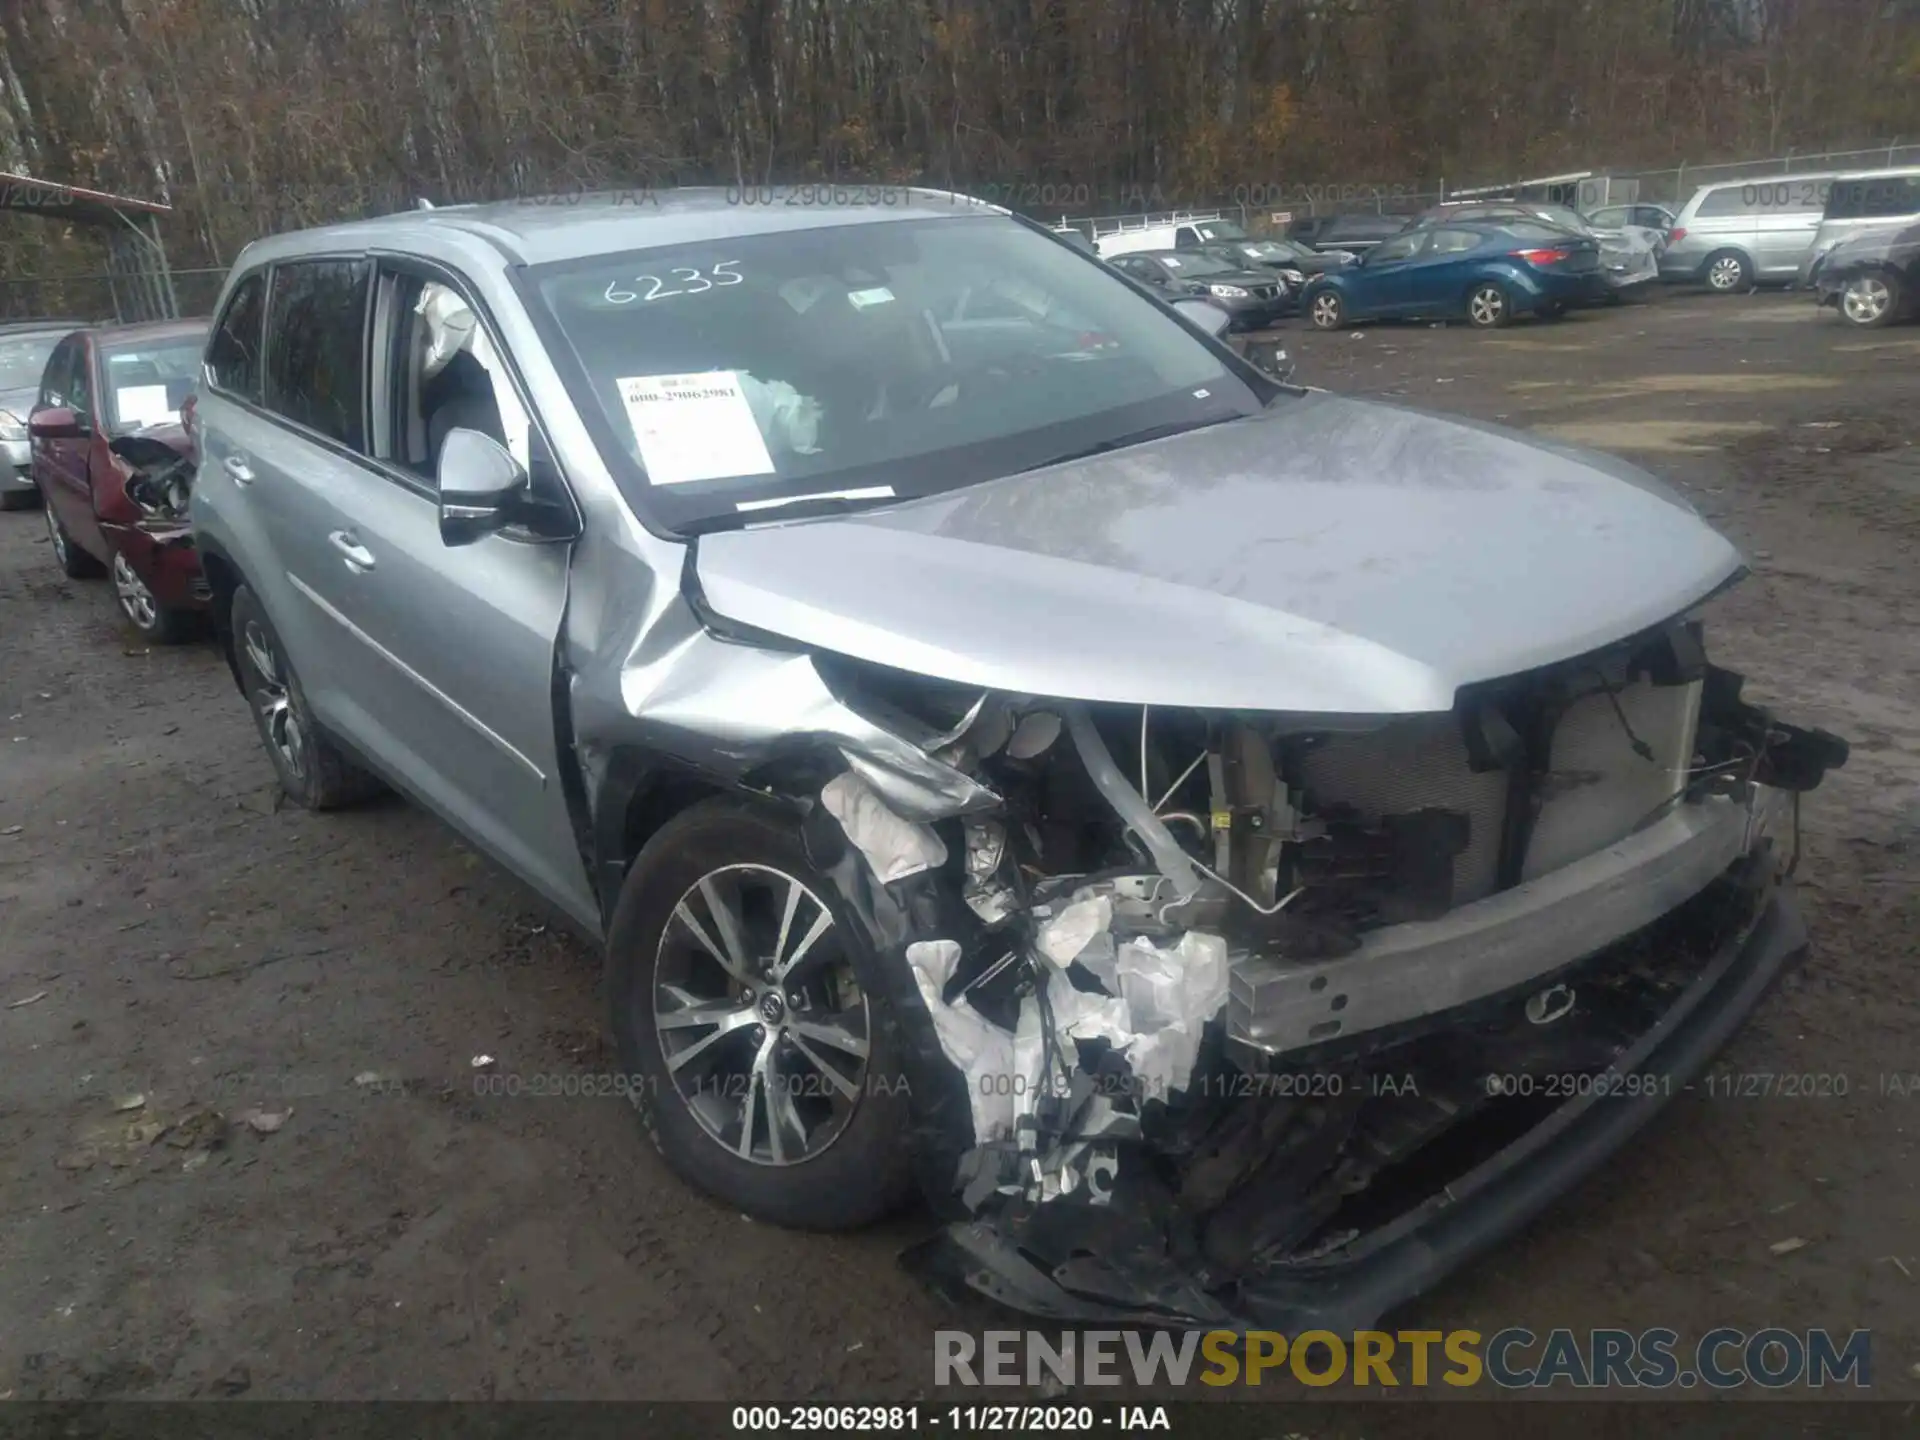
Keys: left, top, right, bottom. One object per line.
{"left": 362, "top": 251, "right": 583, "bottom": 539}
{"left": 261, "top": 255, "right": 377, "bottom": 455}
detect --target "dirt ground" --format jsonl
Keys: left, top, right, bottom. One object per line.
{"left": 1, "top": 288, "right": 1916, "bottom": 1403}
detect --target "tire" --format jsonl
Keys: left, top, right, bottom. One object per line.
{"left": 1704, "top": 250, "right": 1752, "bottom": 294}
{"left": 229, "top": 583, "right": 383, "bottom": 810}
{"left": 45, "top": 503, "right": 103, "bottom": 578}
{"left": 111, "top": 549, "right": 196, "bottom": 645}
{"left": 1837, "top": 271, "right": 1902, "bottom": 329}
{"left": 607, "top": 796, "right": 915, "bottom": 1231}
{"left": 0, "top": 486, "right": 37, "bottom": 512}
{"left": 1307, "top": 289, "right": 1345, "bottom": 331}
{"left": 1466, "top": 282, "right": 1513, "bottom": 329}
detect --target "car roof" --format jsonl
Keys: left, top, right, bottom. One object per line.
{"left": 85, "top": 317, "right": 211, "bottom": 345}
{"left": 1698, "top": 170, "right": 1838, "bottom": 191}
{"left": 0, "top": 318, "right": 91, "bottom": 334}
{"left": 235, "top": 187, "right": 1014, "bottom": 269}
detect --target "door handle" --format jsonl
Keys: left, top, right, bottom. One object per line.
{"left": 223, "top": 455, "right": 254, "bottom": 485}
{"left": 328, "top": 530, "right": 376, "bottom": 572}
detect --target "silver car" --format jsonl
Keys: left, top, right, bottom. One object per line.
{"left": 189, "top": 190, "right": 1847, "bottom": 1331}
{"left": 1661, "top": 173, "right": 1836, "bottom": 290}
{"left": 0, "top": 322, "right": 80, "bottom": 509}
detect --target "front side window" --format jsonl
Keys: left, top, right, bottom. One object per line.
{"left": 0, "top": 330, "right": 68, "bottom": 396}
{"left": 527, "top": 215, "right": 1262, "bottom": 531}
{"left": 1425, "top": 229, "right": 1485, "bottom": 256}
{"left": 264, "top": 259, "right": 371, "bottom": 450}
{"left": 101, "top": 332, "right": 208, "bottom": 433}
{"left": 1366, "top": 234, "right": 1424, "bottom": 265}
{"left": 206, "top": 273, "right": 266, "bottom": 401}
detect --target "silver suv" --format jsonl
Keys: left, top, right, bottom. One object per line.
{"left": 190, "top": 190, "right": 1845, "bottom": 1331}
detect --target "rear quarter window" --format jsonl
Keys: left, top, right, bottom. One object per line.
{"left": 206, "top": 273, "right": 266, "bottom": 402}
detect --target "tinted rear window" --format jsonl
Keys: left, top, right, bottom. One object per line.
{"left": 1825, "top": 175, "right": 1920, "bottom": 221}
{"left": 264, "top": 259, "right": 370, "bottom": 450}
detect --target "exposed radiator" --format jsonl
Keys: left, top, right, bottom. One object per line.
{"left": 1292, "top": 715, "right": 1510, "bottom": 905}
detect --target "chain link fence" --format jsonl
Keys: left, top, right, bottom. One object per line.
{"left": 0, "top": 267, "right": 226, "bottom": 325}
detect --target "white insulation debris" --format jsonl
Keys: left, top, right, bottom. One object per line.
{"left": 905, "top": 939, "right": 1033, "bottom": 1145}
{"left": 820, "top": 770, "right": 949, "bottom": 883}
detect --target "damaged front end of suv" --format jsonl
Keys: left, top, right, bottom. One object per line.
{"left": 776, "top": 635, "right": 1839, "bottom": 1329}
{"left": 569, "top": 435, "right": 1845, "bottom": 1332}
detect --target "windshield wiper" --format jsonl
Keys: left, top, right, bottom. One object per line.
{"left": 1018, "top": 414, "right": 1243, "bottom": 473}
{"left": 680, "top": 488, "right": 905, "bottom": 534}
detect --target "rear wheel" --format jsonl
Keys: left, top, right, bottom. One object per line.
{"left": 111, "top": 550, "right": 196, "bottom": 644}
{"left": 230, "top": 584, "right": 383, "bottom": 810}
{"left": 1704, "top": 250, "right": 1752, "bottom": 293}
{"left": 1466, "top": 282, "right": 1512, "bottom": 329}
{"left": 607, "top": 797, "right": 915, "bottom": 1231}
{"left": 1838, "top": 272, "right": 1901, "bottom": 329}
{"left": 0, "top": 486, "right": 37, "bottom": 512}
{"left": 1308, "top": 290, "right": 1345, "bottom": 330}
{"left": 45, "top": 504, "right": 103, "bottom": 578}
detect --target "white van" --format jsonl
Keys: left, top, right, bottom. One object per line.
{"left": 1799, "top": 168, "right": 1920, "bottom": 286}
{"left": 1092, "top": 213, "right": 1226, "bottom": 259}
{"left": 1660, "top": 172, "right": 1836, "bottom": 291}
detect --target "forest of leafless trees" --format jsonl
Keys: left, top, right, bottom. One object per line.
{"left": 1, "top": 0, "right": 1917, "bottom": 282}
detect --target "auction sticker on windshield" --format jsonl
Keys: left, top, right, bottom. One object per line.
{"left": 617, "top": 371, "right": 777, "bottom": 486}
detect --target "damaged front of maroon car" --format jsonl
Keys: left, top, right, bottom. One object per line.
{"left": 100, "top": 420, "right": 209, "bottom": 642}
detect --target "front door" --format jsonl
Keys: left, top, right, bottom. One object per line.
{"left": 1344, "top": 232, "right": 1426, "bottom": 316}
{"left": 35, "top": 337, "right": 107, "bottom": 560}
{"left": 278, "top": 259, "right": 595, "bottom": 929}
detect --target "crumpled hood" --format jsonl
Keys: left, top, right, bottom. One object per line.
{"left": 693, "top": 394, "right": 1745, "bottom": 714}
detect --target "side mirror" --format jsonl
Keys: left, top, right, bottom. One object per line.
{"left": 436, "top": 427, "right": 531, "bottom": 546}
{"left": 29, "top": 406, "right": 83, "bottom": 440}
{"left": 1243, "top": 340, "right": 1296, "bottom": 383}
{"left": 1171, "top": 298, "right": 1232, "bottom": 339}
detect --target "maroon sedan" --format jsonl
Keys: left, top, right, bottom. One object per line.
{"left": 29, "top": 318, "right": 210, "bottom": 643}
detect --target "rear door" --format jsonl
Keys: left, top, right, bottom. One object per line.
{"left": 1749, "top": 177, "right": 1830, "bottom": 276}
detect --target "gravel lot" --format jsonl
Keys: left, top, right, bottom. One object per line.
{"left": 1, "top": 288, "right": 1915, "bottom": 1401}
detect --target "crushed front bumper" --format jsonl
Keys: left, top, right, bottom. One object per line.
{"left": 908, "top": 866, "right": 1808, "bottom": 1330}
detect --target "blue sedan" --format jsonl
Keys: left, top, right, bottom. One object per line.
{"left": 1300, "top": 220, "right": 1609, "bottom": 330}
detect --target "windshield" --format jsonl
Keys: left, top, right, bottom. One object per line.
{"left": 1234, "top": 239, "right": 1302, "bottom": 262}
{"left": 528, "top": 216, "right": 1262, "bottom": 531}
{"left": 1159, "top": 252, "right": 1239, "bottom": 277}
{"left": 100, "top": 333, "right": 207, "bottom": 433}
{"left": 1195, "top": 220, "right": 1250, "bottom": 242}
{"left": 0, "top": 330, "right": 66, "bottom": 393}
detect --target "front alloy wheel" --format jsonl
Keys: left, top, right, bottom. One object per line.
{"left": 1839, "top": 274, "right": 1898, "bottom": 328}
{"left": 1309, "top": 291, "right": 1345, "bottom": 330}
{"left": 653, "top": 864, "right": 871, "bottom": 1167}
{"left": 608, "top": 797, "right": 914, "bottom": 1230}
